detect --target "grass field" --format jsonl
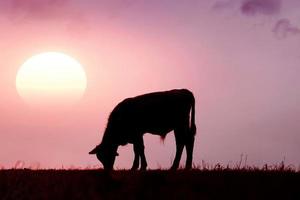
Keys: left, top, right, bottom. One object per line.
{"left": 0, "top": 167, "right": 299, "bottom": 200}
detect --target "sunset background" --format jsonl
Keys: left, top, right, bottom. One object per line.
{"left": 0, "top": 0, "right": 299, "bottom": 169}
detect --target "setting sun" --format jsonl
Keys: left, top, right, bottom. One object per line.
{"left": 16, "top": 52, "right": 87, "bottom": 105}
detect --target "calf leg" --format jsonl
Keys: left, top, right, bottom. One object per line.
{"left": 139, "top": 137, "right": 147, "bottom": 170}
{"left": 131, "top": 143, "right": 140, "bottom": 170}
{"left": 185, "top": 135, "right": 195, "bottom": 169}
{"left": 131, "top": 137, "right": 147, "bottom": 170}
{"left": 170, "top": 129, "right": 185, "bottom": 170}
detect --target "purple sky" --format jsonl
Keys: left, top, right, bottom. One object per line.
{"left": 0, "top": 0, "right": 300, "bottom": 169}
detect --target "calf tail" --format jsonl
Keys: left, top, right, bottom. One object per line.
{"left": 190, "top": 95, "right": 196, "bottom": 136}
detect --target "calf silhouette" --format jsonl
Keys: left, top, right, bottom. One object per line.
{"left": 89, "top": 89, "right": 196, "bottom": 170}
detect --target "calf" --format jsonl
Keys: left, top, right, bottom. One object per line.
{"left": 89, "top": 89, "right": 196, "bottom": 170}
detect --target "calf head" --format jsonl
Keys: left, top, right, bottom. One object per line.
{"left": 89, "top": 143, "right": 119, "bottom": 170}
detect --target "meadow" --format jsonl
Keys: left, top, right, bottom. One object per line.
{"left": 0, "top": 164, "right": 299, "bottom": 200}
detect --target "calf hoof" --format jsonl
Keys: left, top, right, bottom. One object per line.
{"left": 170, "top": 165, "right": 179, "bottom": 171}
{"left": 131, "top": 165, "right": 139, "bottom": 171}
{"left": 185, "top": 162, "right": 193, "bottom": 170}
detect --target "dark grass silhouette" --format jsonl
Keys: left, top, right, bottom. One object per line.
{"left": 0, "top": 166, "right": 299, "bottom": 200}
{"left": 89, "top": 89, "right": 196, "bottom": 170}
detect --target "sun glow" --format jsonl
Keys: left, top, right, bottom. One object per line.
{"left": 16, "top": 52, "right": 87, "bottom": 106}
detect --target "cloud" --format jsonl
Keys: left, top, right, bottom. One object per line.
{"left": 9, "top": 0, "right": 71, "bottom": 21}
{"left": 272, "top": 19, "right": 300, "bottom": 39}
{"left": 0, "top": 0, "right": 90, "bottom": 36}
{"left": 240, "top": 0, "right": 281, "bottom": 16}
{"left": 212, "top": 0, "right": 236, "bottom": 11}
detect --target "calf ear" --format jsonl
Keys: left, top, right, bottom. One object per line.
{"left": 89, "top": 146, "right": 99, "bottom": 154}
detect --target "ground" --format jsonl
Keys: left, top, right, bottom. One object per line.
{"left": 0, "top": 168, "right": 299, "bottom": 200}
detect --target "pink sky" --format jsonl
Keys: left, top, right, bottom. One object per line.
{"left": 0, "top": 0, "right": 300, "bottom": 169}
